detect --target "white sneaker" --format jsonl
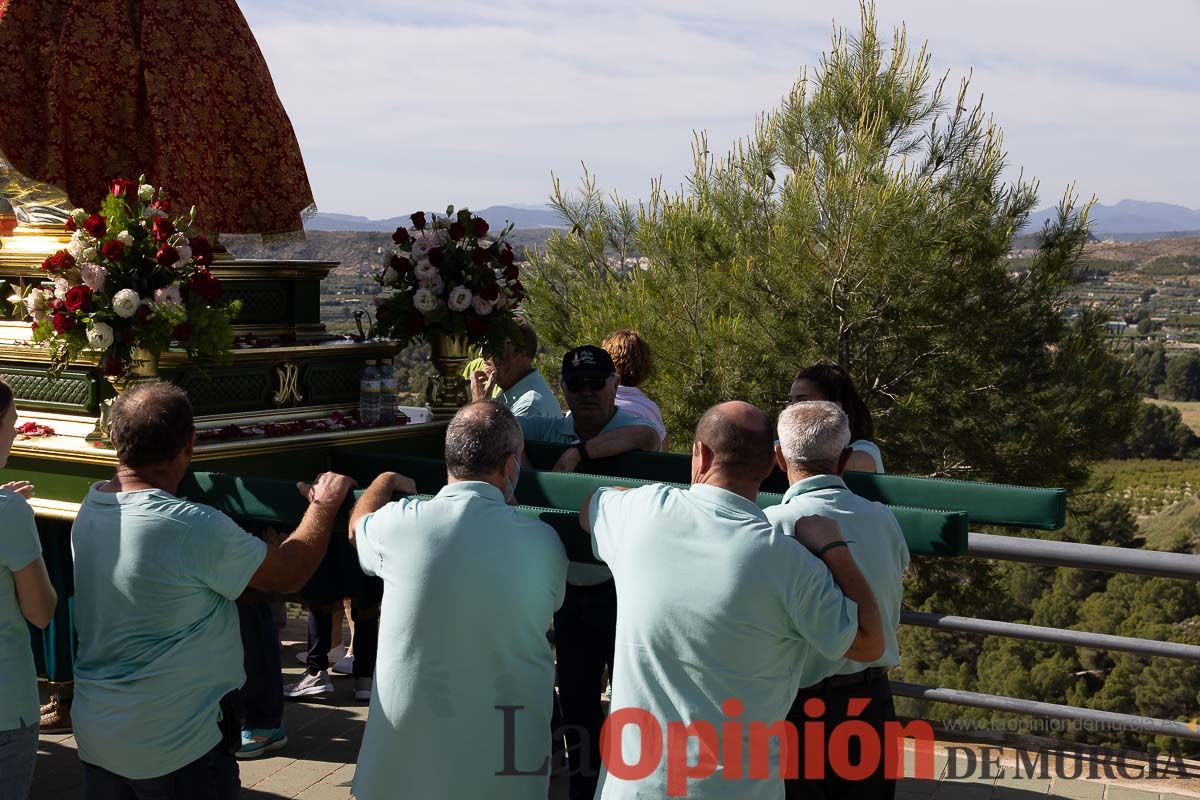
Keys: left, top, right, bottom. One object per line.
{"left": 293, "top": 644, "right": 347, "bottom": 666}
{"left": 283, "top": 670, "right": 334, "bottom": 700}
{"left": 354, "top": 677, "right": 372, "bottom": 702}
{"left": 331, "top": 653, "right": 355, "bottom": 676}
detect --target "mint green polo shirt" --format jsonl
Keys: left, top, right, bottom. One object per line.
{"left": 520, "top": 407, "right": 659, "bottom": 586}
{"left": 71, "top": 485, "right": 267, "bottom": 779}
{"left": 0, "top": 490, "right": 41, "bottom": 731}
{"left": 352, "top": 482, "right": 567, "bottom": 800}
{"left": 500, "top": 368, "right": 561, "bottom": 417}
{"left": 590, "top": 483, "right": 860, "bottom": 800}
{"left": 763, "top": 474, "right": 908, "bottom": 686}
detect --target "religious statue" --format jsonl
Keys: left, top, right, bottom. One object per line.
{"left": 0, "top": 0, "right": 315, "bottom": 237}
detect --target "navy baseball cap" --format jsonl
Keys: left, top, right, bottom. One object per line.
{"left": 561, "top": 345, "right": 615, "bottom": 380}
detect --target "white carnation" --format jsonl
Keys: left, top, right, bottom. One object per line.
{"left": 25, "top": 288, "right": 50, "bottom": 322}
{"left": 175, "top": 244, "right": 192, "bottom": 264}
{"left": 413, "top": 288, "right": 438, "bottom": 313}
{"left": 472, "top": 296, "right": 494, "bottom": 316}
{"left": 67, "top": 230, "right": 86, "bottom": 259}
{"left": 410, "top": 234, "right": 435, "bottom": 260}
{"left": 117, "top": 230, "right": 134, "bottom": 246}
{"left": 413, "top": 260, "right": 437, "bottom": 283}
{"left": 447, "top": 285, "right": 473, "bottom": 312}
{"left": 112, "top": 288, "right": 141, "bottom": 318}
{"left": 82, "top": 247, "right": 97, "bottom": 262}
{"left": 53, "top": 278, "right": 70, "bottom": 301}
{"left": 138, "top": 184, "right": 155, "bottom": 202}
{"left": 418, "top": 272, "right": 444, "bottom": 295}
{"left": 86, "top": 322, "right": 114, "bottom": 350}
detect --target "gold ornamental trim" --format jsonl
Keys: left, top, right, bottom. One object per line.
{"left": 28, "top": 497, "right": 81, "bottom": 522}
{"left": 10, "top": 419, "right": 447, "bottom": 466}
{"left": 0, "top": 339, "right": 401, "bottom": 366}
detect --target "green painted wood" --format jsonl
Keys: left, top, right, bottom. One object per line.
{"left": 326, "top": 453, "right": 968, "bottom": 557}
{"left": 0, "top": 363, "right": 99, "bottom": 414}
{"left": 522, "top": 442, "right": 1065, "bottom": 531}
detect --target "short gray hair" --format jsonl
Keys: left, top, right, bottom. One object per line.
{"left": 778, "top": 401, "right": 850, "bottom": 471}
{"left": 444, "top": 401, "right": 523, "bottom": 479}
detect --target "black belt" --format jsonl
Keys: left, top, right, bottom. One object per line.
{"left": 799, "top": 666, "right": 890, "bottom": 692}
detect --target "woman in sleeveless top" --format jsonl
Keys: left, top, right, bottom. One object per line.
{"left": 789, "top": 364, "right": 884, "bottom": 473}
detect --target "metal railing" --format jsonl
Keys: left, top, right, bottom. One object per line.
{"left": 894, "top": 531, "right": 1200, "bottom": 741}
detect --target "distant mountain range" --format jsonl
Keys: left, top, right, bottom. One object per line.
{"left": 307, "top": 205, "right": 564, "bottom": 232}
{"left": 1025, "top": 200, "right": 1200, "bottom": 238}
{"left": 311, "top": 198, "right": 1200, "bottom": 240}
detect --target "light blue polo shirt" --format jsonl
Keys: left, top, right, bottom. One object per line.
{"left": 764, "top": 474, "right": 908, "bottom": 686}
{"left": 71, "top": 485, "right": 267, "bottom": 779}
{"left": 590, "top": 483, "right": 860, "bottom": 800}
{"left": 500, "top": 368, "right": 561, "bottom": 417}
{"left": 351, "top": 482, "right": 567, "bottom": 800}
{"left": 520, "top": 407, "right": 659, "bottom": 586}
{"left": 0, "top": 490, "right": 41, "bottom": 732}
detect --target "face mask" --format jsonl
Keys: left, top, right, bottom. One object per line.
{"left": 504, "top": 455, "right": 521, "bottom": 500}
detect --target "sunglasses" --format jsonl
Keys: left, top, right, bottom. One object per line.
{"left": 564, "top": 376, "right": 609, "bottom": 393}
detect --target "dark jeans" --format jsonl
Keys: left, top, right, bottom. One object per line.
{"left": 82, "top": 743, "right": 238, "bottom": 800}
{"left": 237, "top": 600, "right": 283, "bottom": 730}
{"left": 554, "top": 580, "right": 617, "bottom": 800}
{"left": 305, "top": 600, "right": 379, "bottom": 679}
{"left": 785, "top": 676, "right": 896, "bottom": 800}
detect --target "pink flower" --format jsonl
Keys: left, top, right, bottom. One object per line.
{"left": 153, "top": 285, "right": 182, "bottom": 306}
{"left": 80, "top": 263, "right": 108, "bottom": 292}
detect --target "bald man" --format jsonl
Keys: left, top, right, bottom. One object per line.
{"left": 580, "top": 401, "right": 884, "bottom": 800}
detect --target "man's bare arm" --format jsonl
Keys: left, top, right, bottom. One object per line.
{"left": 348, "top": 472, "right": 416, "bottom": 545}
{"left": 554, "top": 426, "right": 661, "bottom": 472}
{"left": 248, "top": 472, "right": 356, "bottom": 594}
{"left": 793, "top": 515, "right": 884, "bottom": 662}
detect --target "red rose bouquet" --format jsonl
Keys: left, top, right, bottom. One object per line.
{"left": 26, "top": 178, "right": 241, "bottom": 378}
{"left": 372, "top": 207, "right": 524, "bottom": 348}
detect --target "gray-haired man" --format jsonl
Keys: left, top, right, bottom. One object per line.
{"left": 764, "top": 400, "right": 909, "bottom": 800}
{"left": 348, "top": 401, "right": 567, "bottom": 800}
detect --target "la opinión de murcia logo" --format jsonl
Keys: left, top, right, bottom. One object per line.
{"left": 494, "top": 703, "right": 1200, "bottom": 797}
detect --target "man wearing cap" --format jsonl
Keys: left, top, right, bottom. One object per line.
{"left": 516, "top": 344, "right": 660, "bottom": 800}
{"left": 765, "top": 400, "right": 909, "bottom": 800}
{"left": 468, "top": 316, "right": 560, "bottom": 417}
{"left": 517, "top": 344, "right": 660, "bottom": 468}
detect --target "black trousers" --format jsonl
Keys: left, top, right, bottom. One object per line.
{"left": 553, "top": 580, "right": 617, "bottom": 800}
{"left": 82, "top": 742, "right": 238, "bottom": 800}
{"left": 785, "top": 676, "right": 896, "bottom": 800}
{"left": 237, "top": 600, "right": 283, "bottom": 730}
{"left": 305, "top": 600, "right": 379, "bottom": 679}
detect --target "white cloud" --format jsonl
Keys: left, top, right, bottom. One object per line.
{"left": 241, "top": 0, "right": 1200, "bottom": 216}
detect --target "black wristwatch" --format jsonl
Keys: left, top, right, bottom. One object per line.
{"left": 574, "top": 441, "right": 590, "bottom": 462}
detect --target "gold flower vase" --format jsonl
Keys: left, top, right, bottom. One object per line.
{"left": 429, "top": 333, "right": 470, "bottom": 413}
{"left": 89, "top": 347, "right": 162, "bottom": 442}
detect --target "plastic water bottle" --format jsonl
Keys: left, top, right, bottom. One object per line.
{"left": 360, "top": 360, "right": 381, "bottom": 427}
{"left": 379, "top": 360, "right": 397, "bottom": 425}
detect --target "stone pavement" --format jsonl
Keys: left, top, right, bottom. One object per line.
{"left": 26, "top": 617, "right": 1200, "bottom": 798}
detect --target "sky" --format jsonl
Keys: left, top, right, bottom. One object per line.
{"left": 239, "top": 0, "right": 1200, "bottom": 219}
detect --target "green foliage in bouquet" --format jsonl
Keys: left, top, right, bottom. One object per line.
{"left": 24, "top": 178, "right": 241, "bottom": 378}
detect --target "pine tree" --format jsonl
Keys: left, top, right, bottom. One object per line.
{"left": 525, "top": 1, "right": 1135, "bottom": 491}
